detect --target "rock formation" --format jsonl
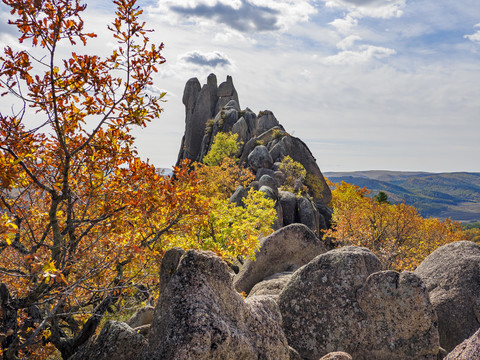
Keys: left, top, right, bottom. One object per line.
{"left": 176, "top": 74, "right": 332, "bottom": 210}
{"left": 70, "top": 321, "right": 147, "bottom": 360}
{"left": 143, "top": 248, "right": 291, "bottom": 359}
{"left": 233, "top": 223, "right": 327, "bottom": 294}
{"left": 277, "top": 246, "right": 439, "bottom": 360}
{"left": 414, "top": 241, "right": 480, "bottom": 352}
{"left": 177, "top": 74, "right": 239, "bottom": 163}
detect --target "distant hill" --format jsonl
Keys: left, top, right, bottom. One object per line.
{"left": 324, "top": 171, "right": 480, "bottom": 223}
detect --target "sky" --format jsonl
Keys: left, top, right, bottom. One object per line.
{"left": 1, "top": 0, "right": 480, "bottom": 172}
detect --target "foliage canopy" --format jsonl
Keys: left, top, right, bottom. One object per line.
{"left": 325, "top": 180, "right": 465, "bottom": 270}
{"left": 0, "top": 1, "right": 274, "bottom": 359}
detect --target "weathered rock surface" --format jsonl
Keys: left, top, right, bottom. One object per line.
{"left": 233, "top": 224, "right": 327, "bottom": 294}
{"left": 144, "top": 250, "right": 290, "bottom": 360}
{"left": 357, "top": 271, "right": 439, "bottom": 360}
{"left": 278, "top": 247, "right": 439, "bottom": 360}
{"left": 319, "top": 352, "right": 353, "bottom": 360}
{"left": 414, "top": 241, "right": 480, "bottom": 352}
{"left": 247, "top": 272, "right": 293, "bottom": 301}
{"left": 297, "top": 196, "right": 320, "bottom": 233}
{"left": 257, "top": 110, "right": 280, "bottom": 134}
{"left": 258, "top": 174, "right": 279, "bottom": 196}
{"left": 229, "top": 185, "right": 247, "bottom": 207}
{"left": 127, "top": 306, "right": 155, "bottom": 329}
{"left": 269, "top": 135, "right": 331, "bottom": 204}
{"left": 279, "top": 191, "right": 297, "bottom": 226}
{"left": 177, "top": 74, "right": 332, "bottom": 206}
{"left": 444, "top": 327, "right": 480, "bottom": 360}
{"left": 248, "top": 145, "right": 273, "bottom": 171}
{"left": 177, "top": 74, "right": 240, "bottom": 164}
{"left": 70, "top": 321, "right": 147, "bottom": 360}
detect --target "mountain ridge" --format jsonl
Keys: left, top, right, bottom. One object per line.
{"left": 324, "top": 171, "right": 480, "bottom": 222}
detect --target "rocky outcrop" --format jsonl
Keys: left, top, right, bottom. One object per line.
{"left": 69, "top": 321, "right": 147, "bottom": 360}
{"left": 444, "top": 327, "right": 480, "bottom": 360}
{"left": 278, "top": 247, "right": 439, "bottom": 360}
{"left": 269, "top": 135, "right": 331, "bottom": 204}
{"left": 176, "top": 74, "right": 332, "bottom": 207}
{"left": 233, "top": 224, "right": 327, "bottom": 295}
{"left": 144, "top": 249, "right": 290, "bottom": 360}
{"left": 177, "top": 74, "right": 240, "bottom": 163}
{"left": 414, "top": 241, "right": 480, "bottom": 352}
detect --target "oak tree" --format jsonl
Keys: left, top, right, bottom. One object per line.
{"left": 0, "top": 1, "right": 206, "bottom": 358}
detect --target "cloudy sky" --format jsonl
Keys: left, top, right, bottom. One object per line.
{"left": 1, "top": 0, "right": 480, "bottom": 172}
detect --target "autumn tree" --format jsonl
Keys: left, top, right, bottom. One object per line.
{"left": 325, "top": 180, "right": 465, "bottom": 270}
{"left": 278, "top": 155, "right": 308, "bottom": 195}
{"left": 190, "top": 132, "right": 276, "bottom": 260}
{"left": 0, "top": 1, "right": 208, "bottom": 358}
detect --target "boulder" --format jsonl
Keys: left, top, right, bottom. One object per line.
{"left": 233, "top": 224, "right": 327, "bottom": 294}
{"left": 229, "top": 186, "right": 247, "bottom": 207}
{"left": 144, "top": 250, "right": 290, "bottom": 360}
{"left": 357, "top": 271, "right": 439, "bottom": 360}
{"left": 256, "top": 168, "right": 276, "bottom": 181}
{"left": 444, "top": 327, "right": 480, "bottom": 360}
{"left": 278, "top": 247, "right": 383, "bottom": 360}
{"left": 259, "top": 175, "right": 279, "bottom": 197}
{"left": 269, "top": 135, "right": 331, "bottom": 204}
{"left": 279, "top": 191, "right": 297, "bottom": 226}
{"left": 127, "top": 306, "right": 155, "bottom": 329}
{"left": 274, "top": 170, "right": 285, "bottom": 186}
{"left": 70, "top": 321, "right": 147, "bottom": 360}
{"left": 257, "top": 110, "right": 280, "bottom": 134}
{"left": 319, "top": 352, "right": 353, "bottom": 360}
{"left": 297, "top": 196, "right": 318, "bottom": 234}
{"left": 247, "top": 272, "right": 293, "bottom": 301}
{"left": 278, "top": 247, "right": 439, "bottom": 360}
{"left": 414, "top": 241, "right": 480, "bottom": 352}
{"left": 259, "top": 185, "right": 277, "bottom": 202}
{"left": 232, "top": 117, "right": 248, "bottom": 145}
{"left": 159, "top": 247, "right": 185, "bottom": 294}
{"left": 248, "top": 145, "right": 273, "bottom": 171}
{"left": 242, "top": 108, "right": 257, "bottom": 137}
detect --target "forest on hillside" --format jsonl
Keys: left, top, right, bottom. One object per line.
{"left": 325, "top": 171, "right": 480, "bottom": 223}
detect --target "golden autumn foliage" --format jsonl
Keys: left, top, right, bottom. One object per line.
{"left": 325, "top": 180, "right": 465, "bottom": 271}
{"left": 0, "top": 1, "right": 272, "bottom": 359}
{"left": 188, "top": 133, "right": 276, "bottom": 260}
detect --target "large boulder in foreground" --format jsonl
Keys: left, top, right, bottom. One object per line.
{"left": 357, "top": 271, "right": 439, "bottom": 360}
{"left": 70, "top": 321, "right": 147, "bottom": 360}
{"left": 278, "top": 247, "right": 439, "bottom": 360}
{"left": 233, "top": 224, "right": 327, "bottom": 294}
{"left": 414, "top": 241, "right": 480, "bottom": 352}
{"left": 144, "top": 249, "right": 290, "bottom": 360}
{"left": 444, "top": 327, "right": 480, "bottom": 360}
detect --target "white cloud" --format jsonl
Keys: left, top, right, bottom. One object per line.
{"left": 322, "top": 45, "right": 396, "bottom": 64}
{"left": 464, "top": 23, "right": 480, "bottom": 42}
{"left": 324, "top": 0, "right": 405, "bottom": 19}
{"left": 329, "top": 15, "right": 358, "bottom": 34}
{"left": 336, "top": 34, "right": 362, "bottom": 50}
